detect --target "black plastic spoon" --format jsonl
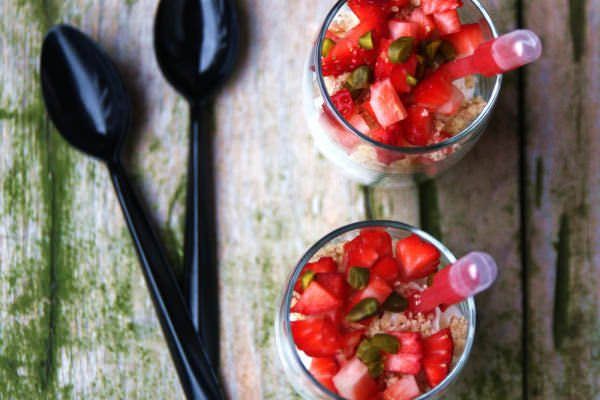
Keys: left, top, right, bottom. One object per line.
{"left": 40, "top": 24, "right": 224, "bottom": 400}
{"left": 154, "top": 0, "right": 239, "bottom": 365}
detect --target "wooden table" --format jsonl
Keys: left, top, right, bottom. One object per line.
{"left": 0, "top": 0, "right": 598, "bottom": 398}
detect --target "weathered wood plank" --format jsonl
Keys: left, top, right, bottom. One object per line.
{"left": 524, "top": 0, "right": 600, "bottom": 398}
{"left": 371, "top": 0, "right": 524, "bottom": 398}
{"left": 214, "top": 1, "right": 367, "bottom": 398}
{"left": 1, "top": 0, "right": 186, "bottom": 398}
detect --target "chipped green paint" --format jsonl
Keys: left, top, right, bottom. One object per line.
{"left": 534, "top": 157, "right": 544, "bottom": 209}
{"left": 553, "top": 213, "right": 570, "bottom": 350}
{"left": 418, "top": 179, "right": 441, "bottom": 239}
{"left": 569, "top": 0, "right": 586, "bottom": 62}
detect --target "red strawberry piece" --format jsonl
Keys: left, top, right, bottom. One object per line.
{"left": 360, "top": 228, "right": 394, "bottom": 257}
{"left": 383, "top": 375, "right": 422, "bottom": 400}
{"left": 389, "top": 331, "right": 424, "bottom": 355}
{"left": 344, "top": 236, "right": 381, "bottom": 270}
{"left": 412, "top": 70, "right": 454, "bottom": 109}
{"left": 322, "top": 22, "right": 378, "bottom": 76}
{"left": 330, "top": 89, "right": 356, "bottom": 120}
{"left": 423, "top": 328, "right": 454, "bottom": 364}
{"left": 350, "top": 275, "right": 393, "bottom": 307}
{"left": 443, "top": 23, "right": 485, "bottom": 58}
{"left": 292, "top": 281, "right": 342, "bottom": 315}
{"left": 332, "top": 357, "right": 379, "bottom": 400}
{"left": 349, "top": 113, "right": 371, "bottom": 134}
{"left": 316, "top": 272, "right": 349, "bottom": 299}
{"left": 369, "top": 126, "right": 398, "bottom": 146}
{"left": 408, "top": 8, "right": 436, "bottom": 39}
{"left": 306, "top": 257, "right": 339, "bottom": 274}
{"left": 341, "top": 329, "right": 366, "bottom": 358}
{"left": 291, "top": 317, "right": 341, "bottom": 357}
{"left": 389, "top": 0, "right": 411, "bottom": 8}
{"left": 348, "top": 0, "right": 391, "bottom": 36}
{"left": 395, "top": 234, "right": 441, "bottom": 281}
{"left": 375, "top": 40, "right": 418, "bottom": 94}
{"left": 371, "top": 256, "right": 400, "bottom": 283}
{"left": 310, "top": 357, "right": 340, "bottom": 394}
{"left": 383, "top": 352, "right": 423, "bottom": 374}
{"left": 421, "top": 0, "right": 463, "bottom": 15}
{"left": 370, "top": 78, "right": 408, "bottom": 127}
{"left": 433, "top": 9, "right": 461, "bottom": 35}
{"left": 403, "top": 105, "right": 433, "bottom": 146}
{"left": 423, "top": 358, "right": 450, "bottom": 388}
{"left": 388, "top": 20, "right": 420, "bottom": 40}
{"left": 436, "top": 84, "right": 464, "bottom": 115}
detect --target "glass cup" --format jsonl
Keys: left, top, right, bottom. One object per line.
{"left": 275, "top": 220, "right": 476, "bottom": 399}
{"left": 303, "top": 0, "right": 502, "bottom": 187}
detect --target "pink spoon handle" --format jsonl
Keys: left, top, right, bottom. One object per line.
{"left": 412, "top": 252, "right": 498, "bottom": 313}
{"left": 442, "top": 29, "right": 542, "bottom": 80}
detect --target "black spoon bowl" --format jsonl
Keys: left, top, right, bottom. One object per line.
{"left": 154, "top": 0, "right": 239, "bottom": 365}
{"left": 40, "top": 24, "right": 223, "bottom": 400}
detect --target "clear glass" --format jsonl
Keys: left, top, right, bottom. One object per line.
{"left": 275, "top": 221, "right": 476, "bottom": 400}
{"left": 303, "top": 0, "right": 502, "bottom": 187}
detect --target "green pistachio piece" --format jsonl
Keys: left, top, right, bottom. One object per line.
{"left": 301, "top": 270, "right": 316, "bottom": 290}
{"left": 370, "top": 333, "right": 400, "bottom": 354}
{"left": 382, "top": 292, "right": 408, "bottom": 313}
{"left": 356, "top": 339, "right": 381, "bottom": 363}
{"left": 388, "top": 37, "right": 414, "bottom": 63}
{"left": 348, "top": 267, "right": 370, "bottom": 290}
{"left": 366, "top": 359, "right": 384, "bottom": 378}
{"left": 322, "top": 38, "right": 336, "bottom": 57}
{"left": 427, "top": 273, "right": 435, "bottom": 287}
{"left": 359, "top": 31, "right": 375, "bottom": 50}
{"left": 346, "top": 298, "right": 380, "bottom": 322}
{"left": 406, "top": 74, "right": 418, "bottom": 86}
{"left": 424, "top": 40, "right": 442, "bottom": 61}
{"left": 346, "top": 66, "right": 372, "bottom": 91}
{"left": 440, "top": 40, "right": 457, "bottom": 61}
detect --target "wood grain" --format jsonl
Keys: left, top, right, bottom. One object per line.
{"left": 370, "top": 0, "right": 524, "bottom": 398}
{"left": 524, "top": 0, "right": 600, "bottom": 398}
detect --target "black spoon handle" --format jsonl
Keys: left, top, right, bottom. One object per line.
{"left": 184, "top": 101, "right": 220, "bottom": 366}
{"left": 108, "top": 162, "right": 223, "bottom": 400}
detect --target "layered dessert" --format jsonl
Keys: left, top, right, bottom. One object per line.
{"left": 289, "top": 228, "right": 469, "bottom": 399}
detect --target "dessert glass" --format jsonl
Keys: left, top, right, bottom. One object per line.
{"left": 303, "top": 0, "right": 502, "bottom": 187}
{"left": 275, "top": 220, "right": 476, "bottom": 399}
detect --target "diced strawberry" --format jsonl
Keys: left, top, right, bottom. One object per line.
{"left": 291, "top": 317, "right": 341, "bottom": 357}
{"left": 307, "top": 257, "right": 339, "bottom": 274}
{"left": 371, "top": 256, "right": 400, "bottom": 283}
{"left": 383, "top": 375, "right": 421, "bottom": 400}
{"left": 388, "top": 332, "right": 423, "bottom": 355}
{"left": 389, "top": 0, "right": 411, "bottom": 8}
{"left": 388, "top": 20, "right": 419, "bottom": 40}
{"left": 408, "top": 8, "right": 436, "bottom": 39}
{"left": 395, "top": 234, "right": 441, "bottom": 281}
{"left": 375, "top": 40, "right": 418, "bottom": 94}
{"left": 403, "top": 105, "right": 433, "bottom": 146}
{"left": 412, "top": 70, "right": 454, "bottom": 109}
{"left": 423, "top": 358, "right": 450, "bottom": 388}
{"left": 433, "top": 9, "right": 461, "bottom": 35}
{"left": 443, "top": 23, "right": 485, "bottom": 58}
{"left": 342, "top": 330, "right": 366, "bottom": 358}
{"left": 383, "top": 352, "right": 422, "bottom": 374}
{"left": 344, "top": 235, "right": 381, "bottom": 270}
{"left": 370, "top": 79, "right": 407, "bottom": 127}
{"left": 330, "top": 89, "right": 356, "bottom": 120}
{"left": 423, "top": 328, "right": 453, "bottom": 364}
{"left": 436, "top": 84, "right": 464, "bottom": 115}
{"left": 322, "top": 22, "right": 378, "bottom": 76}
{"left": 333, "top": 358, "right": 379, "bottom": 400}
{"left": 369, "top": 126, "right": 397, "bottom": 146}
{"left": 360, "top": 228, "right": 393, "bottom": 257}
{"left": 421, "top": 0, "right": 462, "bottom": 15}
{"left": 310, "top": 357, "right": 340, "bottom": 394}
{"left": 316, "top": 272, "right": 349, "bottom": 299}
{"left": 292, "top": 281, "right": 342, "bottom": 315}
{"left": 348, "top": 0, "right": 391, "bottom": 28}
{"left": 350, "top": 113, "right": 371, "bottom": 134}
{"left": 350, "top": 275, "right": 393, "bottom": 307}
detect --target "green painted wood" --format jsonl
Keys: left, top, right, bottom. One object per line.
{"left": 370, "top": 1, "right": 524, "bottom": 398}
{"left": 523, "top": 0, "right": 600, "bottom": 398}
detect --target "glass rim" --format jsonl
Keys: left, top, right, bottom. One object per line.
{"left": 314, "top": 0, "right": 503, "bottom": 155}
{"left": 280, "top": 220, "right": 477, "bottom": 400}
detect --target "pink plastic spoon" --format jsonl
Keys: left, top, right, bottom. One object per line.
{"left": 412, "top": 252, "right": 498, "bottom": 313}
